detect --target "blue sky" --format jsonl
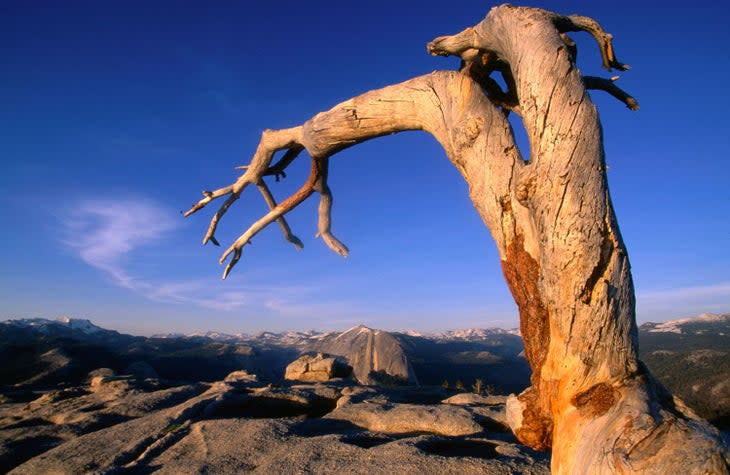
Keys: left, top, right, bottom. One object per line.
{"left": 2, "top": 1, "right": 729, "bottom": 336}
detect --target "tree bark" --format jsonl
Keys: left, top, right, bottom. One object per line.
{"left": 186, "top": 5, "right": 729, "bottom": 473}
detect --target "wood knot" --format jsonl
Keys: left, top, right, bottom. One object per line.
{"left": 512, "top": 388, "right": 553, "bottom": 450}
{"left": 454, "top": 116, "right": 484, "bottom": 150}
{"left": 571, "top": 383, "right": 618, "bottom": 417}
{"left": 515, "top": 168, "right": 537, "bottom": 206}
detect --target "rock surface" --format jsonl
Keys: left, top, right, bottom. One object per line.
{"left": 284, "top": 353, "right": 352, "bottom": 382}
{"left": 0, "top": 373, "right": 549, "bottom": 474}
{"left": 326, "top": 400, "right": 486, "bottom": 436}
{"left": 224, "top": 369, "right": 258, "bottom": 383}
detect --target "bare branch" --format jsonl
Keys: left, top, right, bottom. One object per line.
{"left": 264, "top": 145, "right": 305, "bottom": 182}
{"left": 312, "top": 157, "right": 349, "bottom": 257}
{"left": 188, "top": 73, "right": 509, "bottom": 277}
{"left": 255, "top": 179, "right": 304, "bottom": 250}
{"left": 583, "top": 76, "right": 639, "bottom": 110}
{"left": 184, "top": 127, "right": 305, "bottom": 246}
{"left": 427, "top": 27, "right": 477, "bottom": 57}
{"left": 183, "top": 185, "right": 234, "bottom": 218}
{"left": 203, "top": 192, "right": 241, "bottom": 246}
{"left": 553, "top": 14, "right": 629, "bottom": 71}
{"left": 220, "top": 159, "right": 320, "bottom": 279}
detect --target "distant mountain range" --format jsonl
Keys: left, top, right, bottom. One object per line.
{"left": 4, "top": 317, "right": 110, "bottom": 335}
{"left": 639, "top": 312, "right": 730, "bottom": 335}
{"left": 2, "top": 312, "right": 728, "bottom": 427}
{"left": 149, "top": 325, "right": 521, "bottom": 344}
{"left": 0, "top": 316, "right": 529, "bottom": 392}
{"left": 637, "top": 312, "right": 730, "bottom": 427}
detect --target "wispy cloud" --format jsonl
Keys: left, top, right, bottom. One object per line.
{"left": 638, "top": 282, "right": 730, "bottom": 301}
{"left": 141, "top": 278, "right": 341, "bottom": 314}
{"left": 63, "top": 197, "right": 178, "bottom": 287}
{"left": 636, "top": 281, "right": 730, "bottom": 319}
{"left": 60, "top": 195, "right": 350, "bottom": 317}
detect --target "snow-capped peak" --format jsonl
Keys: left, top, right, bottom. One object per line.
{"left": 642, "top": 313, "right": 730, "bottom": 334}
{"left": 337, "top": 324, "right": 373, "bottom": 338}
{"left": 1, "top": 317, "right": 106, "bottom": 335}
{"left": 56, "top": 316, "right": 103, "bottom": 334}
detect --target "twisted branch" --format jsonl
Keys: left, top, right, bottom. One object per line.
{"left": 429, "top": 9, "right": 637, "bottom": 115}
{"left": 312, "top": 156, "right": 349, "bottom": 257}
{"left": 553, "top": 14, "right": 629, "bottom": 71}
{"left": 554, "top": 14, "right": 638, "bottom": 110}
{"left": 186, "top": 75, "right": 472, "bottom": 278}
{"left": 583, "top": 76, "right": 639, "bottom": 110}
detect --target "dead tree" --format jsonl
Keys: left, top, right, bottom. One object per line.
{"left": 185, "top": 5, "right": 729, "bottom": 474}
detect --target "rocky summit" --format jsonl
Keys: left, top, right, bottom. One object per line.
{"left": 311, "top": 325, "right": 419, "bottom": 385}
{"left": 0, "top": 369, "right": 548, "bottom": 474}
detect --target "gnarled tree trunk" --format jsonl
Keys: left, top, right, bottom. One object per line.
{"left": 186, "top": 5, "right": 729, "bottom": 474}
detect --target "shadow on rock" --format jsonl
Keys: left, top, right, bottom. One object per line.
{"left": 416, "top": 437, "right": 499, "bottom": 459}
{"left": 201, "top": 387, "right": 339, "bottom": 421}
{"left": 0, "top": 435, "right": 65, "bottom": 474}
{"left": 339, "top": 432, "right": 397, "bottom": 449}
{"left": 288, "top": 418, "right": 364, "bottom": 438}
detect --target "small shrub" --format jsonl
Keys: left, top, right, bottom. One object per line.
{"left": 370, "top": 370, "right": 409, "bottom": 387}
{"left": 160, "top": 423, "right": 183, "bottom": 435}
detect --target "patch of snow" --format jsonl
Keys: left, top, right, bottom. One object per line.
{"left": 308, "top": 332, "right": 333, "bottom": 340}
{"left": 337, "top": 324, "right": 372, "bottom": 339}
{"left": 645, "top": 312, "right": 729, "bottom": 334}
{"left": 647, "top": 323, "right": 683, "bottom": 334}
{"left": 401, "top": 330, "right": 425, "bottom": 337}
{"left": 433, "top": 327, "right": 521, "bottom": 340}
{"left": 57, "top": 317, "right": 103, "bottom": 334}
{"left": 150, "top": 333, "right": 186, "bottom": 339}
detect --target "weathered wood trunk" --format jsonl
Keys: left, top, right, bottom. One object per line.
{"left": 187, "top": 5, "right": 729, "bottom": 474}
